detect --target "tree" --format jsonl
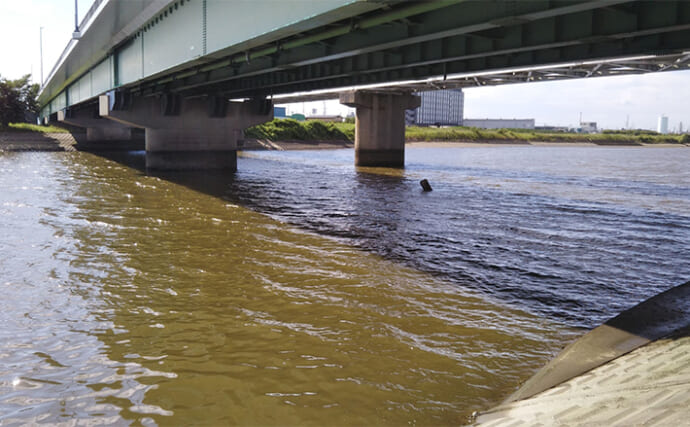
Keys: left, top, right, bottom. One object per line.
{"left": 0, "top": 74, "right": 40, "bottom": 127}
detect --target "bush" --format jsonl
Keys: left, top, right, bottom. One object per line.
{"left": 0, "top": 74, "right": 39, "bottom": 127}
{"left": 245, "top": 119, "right": 351, "bottom": 141}
{"left": 304, "top": 120, "right": 349, "bottom": 140}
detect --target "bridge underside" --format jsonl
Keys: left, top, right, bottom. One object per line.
{"left": 40, "top": 0, "right": 690, "bottom": 169}
{"left": 127, "top": 1, "right": 690, "bottom": 100}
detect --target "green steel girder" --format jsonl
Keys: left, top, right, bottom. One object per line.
{"left": 43, "top": 0, "right": 690, "bottom": 116}
{"left": 205, "top": 26, "right": 690, "bottom": 99}
{"left": 133, "top": 1, "right": 634, "bottom": 93}
{"left": 127, "top": 0, "right": 690, "bottom": 100}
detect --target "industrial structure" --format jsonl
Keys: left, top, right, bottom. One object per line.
{"left": 658, "top": 115, "right": 669, "bottom": 134}
{"left": 38, "top": 0, "right": 690, "bottom": 169}
{"left": 405, "top": 89, "right": 464, "bottom": 126}
{"left": 580, "top": 121, "right": 599, "bottom": 133}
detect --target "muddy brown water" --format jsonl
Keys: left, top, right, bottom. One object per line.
{"left": 1, "top": 145, "right": 688, "bottom": 425}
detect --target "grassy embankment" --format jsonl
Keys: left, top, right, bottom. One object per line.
{"left": 5, "top": 119, "right": 689, "bottom": 145}
{"left": 245, "top": 119, "right": 353, "bottom": 141}
{"left": 246, "top": 119, "right": 689, "bottom": 145}
{"left": 1, "top": 123, "right": 70, "bottom": 133}
{"left": 404, "top": 127, "right": 690, "bottom": 144}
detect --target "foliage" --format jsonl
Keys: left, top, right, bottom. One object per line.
{"left": 245, "top": 120, "right": 686, "bottom": 145}
{"left": 602, "top": 129, "right": 660, "bottom": 136}
{"left": 332, "top": 122, "right": 355, "bottom": 141}
{"left": 8, "top": 123, "right": 69, "bottom": 133}
{"left": 246, "top": 119, "right": 350, "bottom": 141}
{"left": 403, "top": 125, "right": 685, "bottom": 144}
{"left": 0, "top": 74, "right": 40, "bottom": 127}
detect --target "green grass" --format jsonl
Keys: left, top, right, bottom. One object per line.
{"left": 10, "top": 119, "right": 681, "bottom": 144}
{"left": 2, "top": 123, "right": 70, "bottom": 133}
{"left": 404, "top": 126, "right": 686, "bottom": 144}
{"left": 248, "top": 120, "right": 687, "bottom": 144}
{"left": 245, "top": 119, "right": 350, "bottom": 141}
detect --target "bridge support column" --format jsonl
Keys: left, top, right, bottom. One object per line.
{"left": 340, "top": 90, "right": 420, "bottom": 167}
{"left": 58, "top": 106, "right": 134, "bottom": 142}
{"left": 99, "top": 94, "right": 272, "bottom": 171}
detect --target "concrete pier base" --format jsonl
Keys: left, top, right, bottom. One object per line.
{"left": 58, "top": 107, "right": 134, "bottom": 142}
{"left": 145, "top": 127, "right": 243, "bottom": 170}
{"left": 99, "top": 94, "right": 272, "bottom": 171}
{"left": 145, "top": 150, "right": 237, "bottom": 171}
{"left": 86, "top": 126, "right": 132, "bottom": 142}
{"left": 340, "top": 90, "right": 420, "bottom": 167}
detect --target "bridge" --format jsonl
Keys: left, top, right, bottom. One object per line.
{"left": 38, "top": 0, "right": 690, "bottom": 170}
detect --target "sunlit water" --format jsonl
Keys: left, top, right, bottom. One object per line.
{"left": 0, "top": 145, "right": 688, "bottom": 425}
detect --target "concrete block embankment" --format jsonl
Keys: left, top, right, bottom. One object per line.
{"left": 0, "top": 132, "right": 79, "bottom": 152}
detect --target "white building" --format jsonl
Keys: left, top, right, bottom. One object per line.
{"left": 405, "top": 89, "right": 464, "bottom": 126}
{"left": 580, "top": 121, "right": 598, "bottom": 133}
{"left": 404, "top": 89, "right": 536, "bottom": 130}
{"left": 657, "top": 116, "right": 669, "bottom": 134}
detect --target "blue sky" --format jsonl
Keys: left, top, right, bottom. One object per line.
{"left": 2, "top": 0, "right": 688, "bottom": 131}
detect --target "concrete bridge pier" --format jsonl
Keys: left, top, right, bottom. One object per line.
{"left": 99, "top": 93, "right": 272, "bottom": 171}
{"left": 340, "top": 90, "right": 420, "bottom": 168}
{"left": 57, "top": 106, "right": 133, "bottom": 143}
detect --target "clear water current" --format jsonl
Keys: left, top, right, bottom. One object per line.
{"left": 1, "top": 145, "right": 688, "bottom": 425}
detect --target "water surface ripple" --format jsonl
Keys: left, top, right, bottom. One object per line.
{"left": 0, "top": 145, "right": 688, "bottom": 425}
{"left": 235, "top": 146, "right": 690, "bottom": 327}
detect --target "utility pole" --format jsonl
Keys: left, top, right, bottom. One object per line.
{"left": 73, "top": 0, "right": 81, "bottom": 39}
{"left": 39, "top": 26, "right": 44, "bottom": 86}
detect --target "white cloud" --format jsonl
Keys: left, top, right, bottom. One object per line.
{"left": 464, "top": 70, "right": 690, "bottom": 130}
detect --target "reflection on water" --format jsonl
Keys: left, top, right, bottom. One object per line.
{"left": 0, "top": 145, "right": 688, "bottom": 425}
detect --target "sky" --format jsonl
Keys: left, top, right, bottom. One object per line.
{"left": 1, "top": 0, "right": 689, "bottom": 131}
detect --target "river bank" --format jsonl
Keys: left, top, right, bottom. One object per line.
{"left": 2, "top": 127, "right": 688, "bottom": 152}
{"left": 406, "top": 140, "right": 690, "bottom": 148}
{"left": 2, "top": 132, "right": 688, "bottom": 153}
{"left": 244, "top": 139, "right": 689, "bottom": 151}
{"left": 0, "top": 131, "right": 78, "bottom": 151}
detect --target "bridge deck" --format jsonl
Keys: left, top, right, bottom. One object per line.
{"left": 39, "top": 0, "right": 690, "bottom": 119}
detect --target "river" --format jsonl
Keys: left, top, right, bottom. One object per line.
{"left": 1, "top": 145, "right": 688, "bottom": 425}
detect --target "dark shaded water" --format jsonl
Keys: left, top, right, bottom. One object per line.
{"left": 0, "top": 145, "right": 688, "bottom": 425}
{"left": 234, "top": 146, "right": 690, "bottom": 328}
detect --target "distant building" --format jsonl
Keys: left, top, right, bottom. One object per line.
{"left": 306, "top": 115, "right": 344, "bottom": 123}
{"left": 536, "top": 125, "right": 569, "bottom": 132}
{"left": 580, "top": 121, "right": 598, "bottom": 133}
{"left": 405, "top": 89, "right": 464, "bottom": 126}
{"left": 657, "top": 116, "right": 669, "bottom": 134}
{"left": 463, "top": 118, "right": 535, "bottom": 129}
{"left": 274, "top": 106, "right": 287, "bottom": 119}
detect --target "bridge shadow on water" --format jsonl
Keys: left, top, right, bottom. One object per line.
{"left": 89, "top": 149, "right": 690, "bottom": 335}
{"left": 91, "top": 148, "right": 483, "bottom": 284}
{"left": 87, "top": 148, "right": 690, "bottom": 405}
